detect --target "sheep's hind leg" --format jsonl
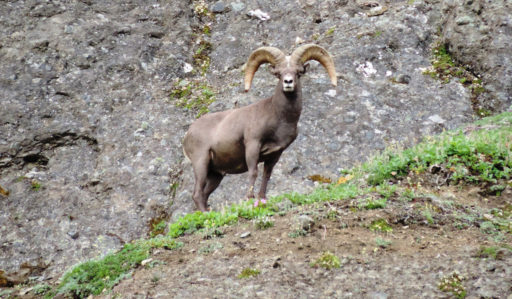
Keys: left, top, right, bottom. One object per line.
{"left": 203, "top": 171, "right": 223, "bottom": 204}
{"left": 191, "top": 155, "right": 210, "bottom": 212}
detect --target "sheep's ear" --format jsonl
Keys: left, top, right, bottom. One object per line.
{"left": 300, "top": 63, "right": 310, "bottom": 75}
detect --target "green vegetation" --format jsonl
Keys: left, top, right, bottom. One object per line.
{"left": 171, "top": 0, "right": 215, "bottom": 118}
{"left": 375, "top": 237, "right": 392, "bottom": 248}
{"left": 423, "top": 42, "right": 487, "bottom": 116}
{"left": 254, "top": 216, "right": 274, "bottom": 230}
{"left": 150, "top": 219, "right": 167, "bottom": 237}
{"left": 49, "top": 112, "right": 511, "bottom": 298}
{"left": 31, "top": 180, "right": 41, "bottom": 191}
{"left": 165, "top": 113, "right": 511, "bottom": 240}
{"left": 358, "top": 197, "right": 387, "bottom": 210}
{"left": 369, "top": 218, "right": 393, "bottom": 233}
{"left": 192, "top": 0, "right": 211, "bottom": 18}
{"left": 399, "top": 187, "right": 416, "bottom": 202}
{"left": 169, "top": 210, "right": 238, "bottom": 238}
{"left": 325, "top": 26, "right": 336, "bottom": 36}
{"left": 310, "top": 251, "right": 341, "bottom": 270}
{"left": 358, "top": 112, "right": 512, "bottom": 186}
{"left": 238, "top": 267, "right": 260, "bottom": 279}
{"left": 193, "top": 40, "right": 213, "bottom": 75}
{"left": 198, "top": 241, "right": 223, "bottom": 255}
{"left": 475, "top": 246, "right": 502, "bottom": 259}
{"left": 55, "top": 236, "right": 183, "bottom": 298}
{"left": 288, "top": 228, "right": 309, "bottom": 238}
{"left": 421, "top": 203, "right": 436, "bottom": 225}
{"left": 32, "top": 283, "right": 51, "bottom": 296}
{"left": 170, "top": 79, "right": 216, "bottom": 118}
{"left": 438, "top": 272, "right": 466, "bottom": 299}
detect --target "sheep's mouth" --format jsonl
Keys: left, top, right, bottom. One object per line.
{"left": 283, "top": 85, "right": 295, "bottom": 92}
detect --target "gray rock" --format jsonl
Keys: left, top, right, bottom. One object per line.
{"left": 211, "top": 1, "right": 227, "bottom": 13}
{"left": 442, "top": 0, "right": 512, "bottom": 111}
{"left": 296, "top": 215, "right": 315, "bottom": 231}
{"left": 230, "top": 2, "right": 246, "bottom": 12}
{"left": 395, "top": 74, "right": 410, "bottom": 84}
{"left": 455, "top": 15, "right": 473, "bottom": 25}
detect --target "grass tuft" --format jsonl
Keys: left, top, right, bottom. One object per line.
{"left": 238, "top": 268, "right": 260, "bottom": 279}
{"left": 56, "top": 236, "right": 183, "bottom": 297}
{"left": 310, "top": 251, "right": 341, "bottom": 270}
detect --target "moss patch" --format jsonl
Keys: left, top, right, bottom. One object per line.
{"left": 423, "top": 42, "right": 488, "bottom": 117}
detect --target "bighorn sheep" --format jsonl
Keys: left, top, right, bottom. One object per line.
{"left": 183, "top": 44, "right": 337, "bottom": 211}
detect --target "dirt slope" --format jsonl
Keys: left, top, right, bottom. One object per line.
{"left": 105, "top": 184, "right": 511, "bottom": 298}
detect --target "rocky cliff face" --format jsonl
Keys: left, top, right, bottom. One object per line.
{"left": 0, "top": 0, "right": 510, "bottom": 282}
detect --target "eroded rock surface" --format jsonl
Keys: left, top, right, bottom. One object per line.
{"left": 0, "top": 0, "right": 510, "bottom": 281}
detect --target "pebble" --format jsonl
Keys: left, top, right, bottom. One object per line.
{"left": 240, "top": 231, "right": 251, "bottom": 238}
{"left": 230, "top": 2, "right": 245, "bottom": 12}
{"left": 211, "top": 1, "right": 226, "bottom": 13}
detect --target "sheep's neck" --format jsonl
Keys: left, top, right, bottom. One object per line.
{"left": 272, "top": 84, "right": 302, "bottom": 123}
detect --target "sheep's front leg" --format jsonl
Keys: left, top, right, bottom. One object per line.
{"left": 258, "top": 153, "right": 282, "bottom": 199}
{"left": 244, "top": 141, "right": 261, "bottom": 199}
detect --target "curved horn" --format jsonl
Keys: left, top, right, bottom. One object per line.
{"left": 244, "top": 47, "right": 286, "bottom": 92}
{"left": 290, "top": 44, "right": 337, "bottom": 87}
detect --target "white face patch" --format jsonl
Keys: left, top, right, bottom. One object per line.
{"left": 285, "top": 56, "right": 291, "bottom": 68}
{"left": 282, "top": 74, "right": 294, "bottom": 92}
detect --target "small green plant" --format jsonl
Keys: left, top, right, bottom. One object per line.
{"left": 438, "top": 272, "right": 466, "bottom": 299}
{"left": 198, "top": 241, "right": 223, "bottom": 255}
{"left": 375, "top": 237, "right": 392, "bottom": 248}
{"left": 32, "top": 283, "right": 52, "bottom": 295}
{"left": 375, "top": 184, "right": 397, "bottom": 199}
{"left": 475, "top": 246, "right": 502, "bottom": 259}
{"left": 170, "top": 79, "right": 216, "bottom": 118}
{"left": 145, "top": 259, "right": 166, "bottom": 269}
{"left": 202, "top": 24, "right": 211, "bottom": 35}
{"left": 288, "top": 229, "right": 308, "bottom": 238}
{"left": 238, "top": 267, "right": 260, "bottom": 279}
{"left": 400, "top": 188, "right": 416, "bottom": 202}
{"left": 170, "top": 182, "right": 179, "bottom": 198}
{"left": 326, "top": 207, "right": 338, "bottom": 220}
{"left": 0, "top": 289, "right": 13, "bottom": 298}
{"left": 369, "top": 219, "right": 393, "bottom": 233}
{"left": 325, "top": 26, "right": 336, "bottom": 36}
{"left": 310, "top": 251, "right": 341, "bottom": 270}
{"left": 358, "top": 197, "right": 387, "bottom": 210}
{"left": 151, "top": 274, "right": 160, "bottom": 284}
{"left": 193, "top": 40, "right": 212, "bottom": 75}
{"left": 150, "top": 219, "right": 167, "bottom": 237}
{"left": 31, "top": 180, "right": 41, "bottom": 191}
{"left": 479, "top": 220, "right": 497, "bottom": 234}
{"left": 254, "top": 216, "right": 274, "bottom": 230}
{"left": 422, "top": 203, "right": 435, "bottom": 225}
{"left": 193, "top": 0, "right": 211, "bottom": 18}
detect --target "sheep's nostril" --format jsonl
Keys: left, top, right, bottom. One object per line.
{"left": 284, "top": 79, "right": 293, "bottom": 84}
